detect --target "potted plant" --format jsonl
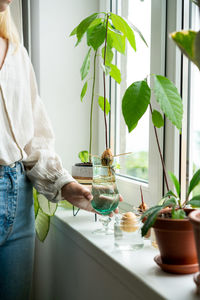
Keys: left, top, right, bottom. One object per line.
{"left": 69, "top": 11, "right": 147, "bottom": 175}
{"left": 170, "top": 0, "right": 200, "bottom": 282}
{"left": 121, "top": 0, "right": 200, "bottom": 273}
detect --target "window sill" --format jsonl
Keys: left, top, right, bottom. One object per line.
{"left": 52, "top": 208, "right": 198, "bottom": 300}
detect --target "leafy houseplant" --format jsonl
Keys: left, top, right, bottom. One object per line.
{"left": 121, "top": 0, "right": 200, "bottom": 273}
{"left": 33, "top": 188, "right": 57, "bottom": 242}
{"left": 70, "top": 11, "right": 147, "bottom": 167}
{"left": 170, "top": 0, "right": 200, "bottom": 279}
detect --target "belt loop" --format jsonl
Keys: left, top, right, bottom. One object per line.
{"left": 20, "top": 161, "right": 25, "bottom": 173}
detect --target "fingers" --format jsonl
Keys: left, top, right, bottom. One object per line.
{"left": 119, "top": 194, "right": 123, "bottom": 202}
{"left": 82, "top": 186, "right": 93, "bottom": 201}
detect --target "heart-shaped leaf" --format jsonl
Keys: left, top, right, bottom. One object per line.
{"left": 78, "top": 150, "right": 89, "bottom": 163}
{"left": 122, "top": 80, "right": 151, "bottom": 132}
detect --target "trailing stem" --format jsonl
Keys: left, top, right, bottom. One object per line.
{"left": 103, "top": 13, "right": 109, "bottom": 150}
{"left": 89, "top": 51, "right": 97, "bottom": 162}
{"left": 149, "top": 103, "right": 170, "bottom": 191}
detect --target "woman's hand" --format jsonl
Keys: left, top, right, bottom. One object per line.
{"left": 61, "top": 181, "right": 122, "bottom": 215}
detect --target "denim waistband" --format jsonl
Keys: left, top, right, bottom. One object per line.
{"left": 0, "top": 162, "right": 25, "bottom": 177}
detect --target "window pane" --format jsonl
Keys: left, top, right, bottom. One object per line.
{"left": 115, "top": 0, "right": 151, "bottom": 182}
{"left": 188, "top": 4, "right": 200, "bottom": 195}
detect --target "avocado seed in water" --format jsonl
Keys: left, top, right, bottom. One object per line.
{"left": 120, "top": 212, "right": 139, "bottom": 232}
{"left": 101, "top": 148, "right": 113, "bottom": 166}
{"left": 138, "top": 202, "right": 148, "bottom": 212}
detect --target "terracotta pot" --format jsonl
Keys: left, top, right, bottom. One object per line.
{"left": 189, "top": 210, "right": 200, "bottom": 267}
{"left": 153, "top": 209, "right": 198, "bottom": 268}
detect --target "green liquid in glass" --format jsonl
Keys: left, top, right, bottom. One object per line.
{"left": 91, "top": 180, "right": 119, "bottom": 215}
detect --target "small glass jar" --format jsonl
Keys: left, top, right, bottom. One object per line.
{"left": 114, "top": 212, "right": 144, "bottom": 250}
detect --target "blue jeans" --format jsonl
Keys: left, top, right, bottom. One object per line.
{"left": 0, "top": 162, "right": 35, "bottom": 300}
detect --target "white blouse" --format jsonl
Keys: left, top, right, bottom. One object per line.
{"left": 0, "top": 41, "right": 75, "bottom": 201}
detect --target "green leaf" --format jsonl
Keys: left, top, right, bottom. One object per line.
{"left": 78, "top": 150, "right": 89, "bottom": 163}
{"left": 88, "top": 18, "right": 103, "bottom": 29}
{"left": 76, "top": 13, "right": 99, "bottom": 45}
{"left": 109, "top": 64, "right": 121, "bottom": 84}
{"left": 163, "top": 198, "right": 177, "bottom": 207}
{"left": 152, "top": 110, "right": 164, "bottom": 128}
{"left": 35, "top": 209, "right": 50, "bottom": 242}
{"left": 102, "top": 46, "right": 113, "bottom": 64}
{"left": 171, "top": 209, "right": 186, "bottom": 219}
{"left": 80, "top": 82, "right": 87, "bottom": 101}
{"left": 163, "top": 190, "right": 177, "bottom": 198}
{"left": 111, "top": 13, "right": 136, "bottom": 51}
{"left": 153, "top": 75, "right": 183, "bottom": 131}
{"left": 140, "top": 205, "right": 162, "bottom": 220}
{"left": 33, "top": 188, "right": 39, "bottom": 217}
{"left": 38, "top": 194, "right": 57, "bottom": 217}
{"left": 188, "top": 196, "right": 200, "bottom": 208}
{"left": 122, "top": 80, "right": 151, "bottom": 132}
{"left": 80, "top": 48, "right": 91, "bottom": 80}
{"left": 187, "top": 195, "right": 200, "bottom": 208}
{"left": 168, "top": 171, "right": 180, "bottom": 197}
{"left": 129, "top": 21, "right": 148, "bottom": 47}
{"left": 187, "top": 169, "right": 200, "bottom": 196}
{"left": 171, "top": 30, "right": 200, "bottom": 70}
{"left": 194, "top": 31, "right": 200, "bottom": 70}
{"left": 141, "top": 198, "right": 177, "bottom": 236}
{"left": 141, "top": 206, "right": 162, "bottom": 237}
{"left": 107, "top": 28, "right": 126, "bottom": 54}
{"left": 98, "top": 96, "right": 110, "bottom": 115}
{"left": 70, "top": 26, "right": 78, "bottom": 37}
{"left": 87, "top": 23, "right": 106, "bottom": 50}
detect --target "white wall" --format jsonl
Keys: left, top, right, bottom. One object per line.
{"left": 30, "top": 0, "right": 99, "bottom": 172}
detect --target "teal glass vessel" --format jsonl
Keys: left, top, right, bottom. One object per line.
{"left": 91, "top": 157, "right": 119, "bottom": 216}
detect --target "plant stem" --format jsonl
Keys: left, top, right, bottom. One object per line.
{"left": 89, "top": 51, "right": 97, "bottom": 162}
{"left": 149, "top": 103, "right": 170, "bottom": 191}
{"left": 103, "top": 13, "right": 109, "bottom": 149}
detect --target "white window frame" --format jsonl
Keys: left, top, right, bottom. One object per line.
{"left": 98, "top": 0, "right": 183, "bottom": 209}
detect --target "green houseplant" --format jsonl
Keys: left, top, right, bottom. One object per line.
{"left": 69, "top": 11, "right": 147, "bottom": 169}
{"left": 170, "top": 0, "right": 200, "bottom": 280}
{"left": 121, "top": 0, "right": 200, "bottom": 273}
{"left": 33, "top": 11, "right": 147, "bottom": 240}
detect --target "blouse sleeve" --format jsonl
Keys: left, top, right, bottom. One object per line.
{"left": 23, "top": 56, "right": 75, "bottom": 202}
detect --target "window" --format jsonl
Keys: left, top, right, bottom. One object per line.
{"left": 114, "top": 0, "right": 151, "bottom": 183}
{"left": 104, "top": 0, "right": 170, "bottom": 207}
{"left": 188, "top": 2, "right": 200, "bottom": 196}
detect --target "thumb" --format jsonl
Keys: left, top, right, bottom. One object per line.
{"left": 83, "top": 188, "right": 93, "bottom": 201}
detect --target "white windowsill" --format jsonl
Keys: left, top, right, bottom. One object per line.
{"left": 52, "top": 208, "right": 199, "bottom": 300}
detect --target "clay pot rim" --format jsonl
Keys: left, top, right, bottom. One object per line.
{"left": 156, "top": 207, "right": 194, "bottom": 222}
{"left": 153, "top": 208, "right": 194, "bottom": 230}
{"left": 188, "top": 209, "right": 200, "bottom": 224}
